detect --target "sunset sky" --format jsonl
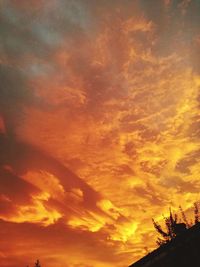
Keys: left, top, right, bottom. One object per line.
{"left": 0, "top": 0, "right": 200, "bottom": 266}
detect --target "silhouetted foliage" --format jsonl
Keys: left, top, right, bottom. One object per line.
{"left": 34, "top": 260, "right": 41, "bottom": 267}
{"left": 152, "top": 203, "right": 200, "bottom": 246}
{"left": 179, "top": 205, "right": 190, "bottom": 228}
{"left": 194, "top": 202, "right": 199, "bottom": 224}
{"left": 152, "top": 208, "right": 180, "bottom": 246}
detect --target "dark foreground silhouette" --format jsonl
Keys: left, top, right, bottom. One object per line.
{"left": 129, "top": 223, "right": 200, "bottom": 267}
{"left": 27, "top": 259, "right": 41, "bottom": 267}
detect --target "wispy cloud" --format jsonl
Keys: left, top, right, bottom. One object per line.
{"left": 0, "top": 0, "right": 200, "bottom": 266}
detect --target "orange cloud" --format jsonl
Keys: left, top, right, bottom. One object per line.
{"left": 0, "top": 0, "right": 200, "bottom": 266}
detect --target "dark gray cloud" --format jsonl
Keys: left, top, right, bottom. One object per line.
{"left": 0, "top": 65, "right": 34, "bottom": 134}
{"left": 0, "top": 133, "right": 101, "bottom": 214}
{"left": 176, "top": 150, "right": 200, "bottom": 174}
{"left": 139, "top": 0, "right": 200, "bottom": 64}
{"left": 0, "top": 168, "right": 39, "bottom": 216}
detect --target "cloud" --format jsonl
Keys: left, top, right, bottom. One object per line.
{"left": 0, "top": 219, "right": 132, "bottom": 267}
{"left": 0, "top": 0, "right": 200, "bottom": 266}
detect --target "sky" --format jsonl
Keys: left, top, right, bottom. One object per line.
{"left": 0, "top": 0, "right": 200, "bottom": 266}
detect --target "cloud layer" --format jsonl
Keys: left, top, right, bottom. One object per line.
{"left": 0, "top": 0, "right": 200, "bottom": 266}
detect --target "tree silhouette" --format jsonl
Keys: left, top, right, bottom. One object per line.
{"left": 194, "top": 202, "right": 199, "bottom": 224}
{"left": 152, "top": 203, "right": 199, "bottom": 246}
{"left": 152, "top": 208, "right": 180, "bottom": 246}
{"left": 34, "top": 260, "right": 41, "bottom": 267}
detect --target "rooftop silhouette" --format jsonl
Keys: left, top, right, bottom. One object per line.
{"left": 129, "top": 222, "right": 200, "bottom": 267}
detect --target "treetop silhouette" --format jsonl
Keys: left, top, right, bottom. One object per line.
{"left": 152, "top": 202, "right": 199, "bottom": 246}
{"left": 34, "top": 260, "right": 41, "bottom": 267}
